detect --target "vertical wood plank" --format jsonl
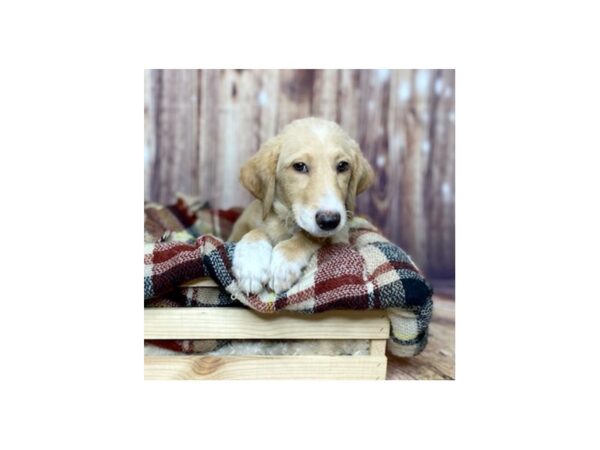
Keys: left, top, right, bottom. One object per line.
{"left": 256, "top": 70, "right": 280, "bottom": 147}
{"left": 144, "top": 69, "right": 158, "bottom": 201}
{"left": 148, "top": 69, "right": 199, "bottom": 204}
{"left": 198, "top": 69, "right": 221, "bottom": 206}
{"left": 425, "top": 69, "right": 455, "bottom": 277}
{"left": 276, "top": 69, "right": 315, "bottom": 131}
{"left": 443, "top": 70, "right": 456, "bottom": 278}
{"left": 355, "top": 70, "right": 393, "bottom": 240}
{"left": 386, "top": 70, "right": 409, "bottom": 253}
{"left": 337, "top": 69, "right": 361, "bottom": 141}
{"left": 312, "top": 69, "right": 338, "bottom": 120}
{"left": 395, "top": 70, "right": 429, "bottom": 270}
{"left": 216, "top": 70, "right": 249, "bottom": 208}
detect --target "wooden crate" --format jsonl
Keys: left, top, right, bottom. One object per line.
{"left": 145, "top": 280, "right": 390, "bottom": 380}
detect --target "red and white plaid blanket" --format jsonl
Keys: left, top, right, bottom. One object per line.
{"left": 144, "top": 195, "right": 433, "bottom": 356}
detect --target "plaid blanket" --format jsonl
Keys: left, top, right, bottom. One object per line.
{"left": 144, "top": 195, "right": 433, "bottom": 357}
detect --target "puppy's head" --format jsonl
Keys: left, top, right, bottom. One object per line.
{"left": 241, "top": 117, "right": 374, "bottom": 238}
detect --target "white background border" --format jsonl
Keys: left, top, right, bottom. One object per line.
{"left": 1, "top": 1, "right": 598, "bottom": 449}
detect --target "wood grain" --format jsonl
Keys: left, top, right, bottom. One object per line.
{"left": 145, "top": 307, "right": 390, "bottom": 339}
{"left": 370, "top": 339, "right": 387, "bottom": 356}
{"left": 144, "top": 69, "right": 455, "bottom": 278}
{"left": 145, "top": 355, "right": 387, "bottom": 380}
{"left": 146, "top": 69, "right": 199, "bottom": 204}
{"left": 144, "top": 282, "right": 454, "bottom": 380}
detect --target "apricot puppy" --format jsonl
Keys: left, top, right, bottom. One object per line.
{"left": 229, "top": 117, "right": 374, "bottom": 294}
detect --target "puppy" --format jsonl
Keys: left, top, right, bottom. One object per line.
{"left": 229, "top": 117, "right": 374, "bottom": 294}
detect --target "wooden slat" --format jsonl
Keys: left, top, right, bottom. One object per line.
{"left": 180, "top": 277, "right": 218, "bottom": 287}
{"left": 144, "top": 355, "right": 387, "bottom": 380}
{"left": 144, "top": 307, "right": 390, "bottom": 339}
{"left": 370, "top": 339, "right": 387, "bottom": 356}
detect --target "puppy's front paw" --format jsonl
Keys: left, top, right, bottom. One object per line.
{"left": 232, "top": 239, "right": 272, "bottom": 294}
{"left": 268, "top": 244, "right": 306, "bottom": 294}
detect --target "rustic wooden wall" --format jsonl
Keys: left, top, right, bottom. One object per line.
{"left": 144, "top": 69, "right": 455, "bottom": 279}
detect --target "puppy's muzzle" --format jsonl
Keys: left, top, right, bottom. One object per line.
{"left": 315, "top": 211, "right": 341, "bottom": 231}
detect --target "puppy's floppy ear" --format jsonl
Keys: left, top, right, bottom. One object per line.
{"left": 240, "top": 136, "right": 281, "bottom": 218}
{"left": 346, "top": 147, "right": 375, "bottom": 212}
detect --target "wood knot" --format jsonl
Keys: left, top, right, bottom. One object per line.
{"left": 191, "top": 357, "right": 225, "bottom": 376}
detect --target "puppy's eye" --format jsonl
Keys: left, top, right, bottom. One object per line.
{"left": 293, "top": 162, "right": 309, "bottom": 173}
{"left": 337, "top": 161, "right": 350, "bottom": 173}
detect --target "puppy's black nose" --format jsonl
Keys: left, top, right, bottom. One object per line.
{"left": 315, "top": 211, "right": 341, "bottom": 230}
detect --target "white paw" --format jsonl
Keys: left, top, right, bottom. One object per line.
{"left": 268, "top": 246, "right": 305, "bottom": 294}
{"left": 232, "top": 239, "right": 272, "bottom": 294}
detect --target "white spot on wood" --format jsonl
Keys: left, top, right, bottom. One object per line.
{"left": 416, "top": 70, "right": 430, "bottom": 95}
{"left": 435, "top": 78, "right": 443, "bottom": 95}
{"left": 449, "top": 111, "right": 455, "bottom": 122}
{"left": 444, "top": 85, "right": 453, "bottom": 97}
{"left": 377, "top": 69, "right": 390, "bottom": 81}
{"left": 421, "top": 141, "right": 430, "bottom": 154}
{"left": 368, "top": 100, "right": 375, "bottom": 111}
{"left": 376, "top": 155, "right": 386, "bottom": 168}
{"left": 257, "top": 90, "right": 268, "bottom": 106}
{"left": 398, "top": 83, "right": 411, "bottom": 101}
{"left": 441, "top": 182, "right": 452, "bottom": 202}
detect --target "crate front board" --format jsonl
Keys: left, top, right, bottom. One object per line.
{"left": 145, "top": 280, "right": 390, "bottom": 380}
